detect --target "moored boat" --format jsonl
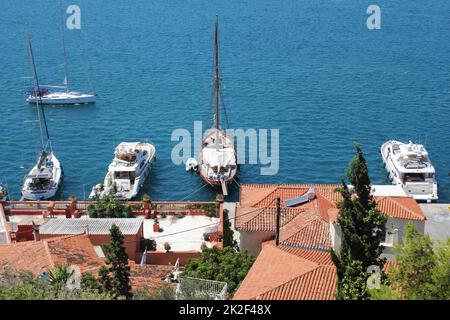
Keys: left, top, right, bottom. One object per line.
{"left": 380, "top": 140, "right": 438, "bottom": 202}
{"left": 90, "top": 142, "right": 156, "bottom": 200}
{"left": 197, "top": 16, "right": 238, "bottom": 196}
{"left": 26, "top": 5, "right": 95, "bottom": 105}
{"left": 21, "top": 27, "right": 63, "bottom": 200}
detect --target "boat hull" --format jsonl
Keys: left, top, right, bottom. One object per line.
{"left": 21, "top": 153, "right": 63, "bottom": 201}
{"left": 90, "top": 143, "right": 155, "bottom": 200}
{"left": 27, "top": 92, "right": 96, "bottom": 105}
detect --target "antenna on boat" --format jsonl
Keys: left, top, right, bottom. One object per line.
{"left": 25, "top": 23, "right": 52, "bottom": 154}
{"left": 59, "top": 0, "right": 70, "bottom": 93}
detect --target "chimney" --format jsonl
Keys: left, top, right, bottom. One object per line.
{"left": 32, "top": 221, "right": 40, "bottom": 241}
{"left": 275, "top": 197, "right": 280, "bottom": 246}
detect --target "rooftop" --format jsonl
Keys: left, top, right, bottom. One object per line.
{"left": 233, "top": 241, "right": 336, "bottom": 300}
{"left": 0, "top": 234, "right": 103, "bottom": 276}
{"left": 236, "top": 184, "right": 425, "bottom": 233}
{"left": 39, "top": 217, "right": 144, "bottom": 235}
{"left": 233, "top": 183, "right": 426, "bottom": 300}
{"left": 144, "top": 215, "right": 219, "bottom": 252}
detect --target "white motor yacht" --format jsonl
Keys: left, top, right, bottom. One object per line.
{"left": 90, "top": 142, "right": 156, "bottom": 200}
{"left": 380, "top": 140, "right": 438, "bottom": 202}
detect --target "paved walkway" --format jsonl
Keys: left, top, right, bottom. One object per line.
{"left": 420, "top": 203, "right": 450, "bottom": 241}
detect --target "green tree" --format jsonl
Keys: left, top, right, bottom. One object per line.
{"left": 47, "top": 264, "right": 73, "bottom": 292}
{"left": 87, "top": 195, "right": 133, "bottom": 218}
{"left": 183, "top": 246, "right": 255, "bottom": 295}
{"left": 222, "top": 208, "right": 234, "bottom": 247}
{"left": 387, "top": 224, "right": 449, "bottom": 300}
{"left": 369, "top": 224, "right": 449, "bottom": 300}
{"left": 0, "top": 270, "right": 112, "bottom": 300}
{"left": 331, "top": 143, "right": 387, "bottom": 300}
{"left": 133, "top": 284, "right": 176, "bottom": 300}
{"left": 100, "top": 224, "right": 133, "bottom": 299}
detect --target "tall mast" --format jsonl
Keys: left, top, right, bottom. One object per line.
{"left": 214, "top": 15, "right": 220, "bottom": 130}
{"left": 59, "top": 1, "right": 69, "bottom": 92}
{"left": 25, "top": 25, "right": 52, "bottom": 153}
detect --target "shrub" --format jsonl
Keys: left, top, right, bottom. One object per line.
{"left": 164, "top": 242, "right": 171, "bottom": 253}
{"left": 175, "top": 212, "right": 185, "bottom": 219}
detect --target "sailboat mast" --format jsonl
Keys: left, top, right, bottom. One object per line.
{"left": 214, "top": 15, "right": 220, "bottom": 131}
{"left": 26, "top": 26, "right": 52, "bottom": 152}
{"left": 60, "top": 2, "right": 69, "bottom": 92}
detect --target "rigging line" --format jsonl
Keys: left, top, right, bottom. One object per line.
{"left": 59, "top": 0, "right": 69, "bottom": 92}
{"left": 25, "top": 24, "right": 49, "bottom": 151}
{"left": 177, "top": 182, "right": 211, "bottom": 203}
{"left": 206, "top": 87, "right": 215, "bottom": 127}
{"left": 219, "top": 88, "right": 230, "bottom": 129}
{"left": 122, "top": 198, "right": 277, "bottom": 244}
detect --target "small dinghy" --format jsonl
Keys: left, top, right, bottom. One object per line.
{"left": 186, "top": 158, "right": 198, "bottom": 172}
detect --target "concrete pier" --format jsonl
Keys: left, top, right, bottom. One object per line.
{"left": 420, "top": 203, "right": 450, "bottom": 241}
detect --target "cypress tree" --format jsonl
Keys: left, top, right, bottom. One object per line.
{"left": 222, "top": 209, "right": 234, "bottom": 247}
{"left": 101, "top": 224, "right": 133, "bottom": 299}
{"left": 331, "top": 142, "right": 387, "bottom": 300}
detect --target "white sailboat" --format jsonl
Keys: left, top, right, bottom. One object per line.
{"left": 380, "top": 140, "right": 438, "bottom": 202}
{"left": 90, "top": 142, "right": 156, "bottom": 200}
{"left": 197, "top": 16, "right": 238, "bottom": 196}
{"left": 22, "top": 28, "right": 63, "bottom": 200}
{"left": 26, "top": 5, "right": 95, "bottom": 105}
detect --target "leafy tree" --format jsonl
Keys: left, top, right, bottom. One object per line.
{"left": 133, "top": 284, "right": 176, "bottom": 300}
{"left": 431, "top": 238, "right": 450, "bottom": 299}
{"left": 369, "top": 224, "right": 449, "bottom": 300}
{"left": 331, "top": 143, "right": 387, "bottom": 300}
{"left": 222, "top": 209, "right": 234, "bottom": 248}
{"left": 99, "top": 224, "right": 133, "bottom": 299}
{"left": 87, "top": 195, "right": 133, "bottom": 218}
{"left": 0, "top": 270, "right": 112, "bottom": 300}
{"left": 47, "top": 264, "right": 73, "bottom": 293}
{"left": 183, "top": 246, "right": 255, "bottom": 295}
{"left": 81, "top": 272, "right": 107, "bottom": 293}
{"left": 389, "top": 223, "right": 435, "bottom": 299}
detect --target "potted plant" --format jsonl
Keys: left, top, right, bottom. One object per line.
{"left": 153, "top": 217, "right": 160, "bottom": 232}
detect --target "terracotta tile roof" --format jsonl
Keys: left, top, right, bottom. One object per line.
{"left": 256, "top": 265, "right": 336, "bottom": 300}
{"left": 46, "top": 234, "right": 104, "bottom": 273}
{"left": 236, "top": 184, "right": 426, "bottom": 230}
{"left": 233, "top": 241, "right": 336, "bottom": 300}
{"left": 235, "top": 206, "right": 303, "bottom": 232}
{"left": 0, "top": 234, "right": 102, "bottom": 276}
{"left": 0, "top": 240, "right": 54, "bottom": 276}
{"left": 280, "top": 218, "right": 332, "bottom": 250}
{"left": 129, "top": 262, "right": 174, "bottom": 293}
{"left": 375, "top": 196, "right": 426, "bottom": 221}
{"left": 278, "top": 247, "right": 334, "bottom": 265}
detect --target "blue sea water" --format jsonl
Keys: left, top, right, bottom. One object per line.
{"left": 0, "top": 0, "right": 449, "bottom": 202}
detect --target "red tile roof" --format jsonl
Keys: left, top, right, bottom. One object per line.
{"left": 0, "top": 234, "right": 102, "bottom": 276}
{"left": 236, "top": 184, "right": 425, "bottom": 232}
{"left": 233, "top": 242, "right": 336, "bottom": 300}
{"left": 0, "top": 234, "right": 175, "bottom": 294}
{"left": 129, "top": 262, "right": 174, "bottom": 293}
{"left": 234, "top": 184, "right": 425, "bottom": 300}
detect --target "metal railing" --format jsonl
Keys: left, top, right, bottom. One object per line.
{"left": 176, "top": 276, "right": 227, "bottom": 300}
